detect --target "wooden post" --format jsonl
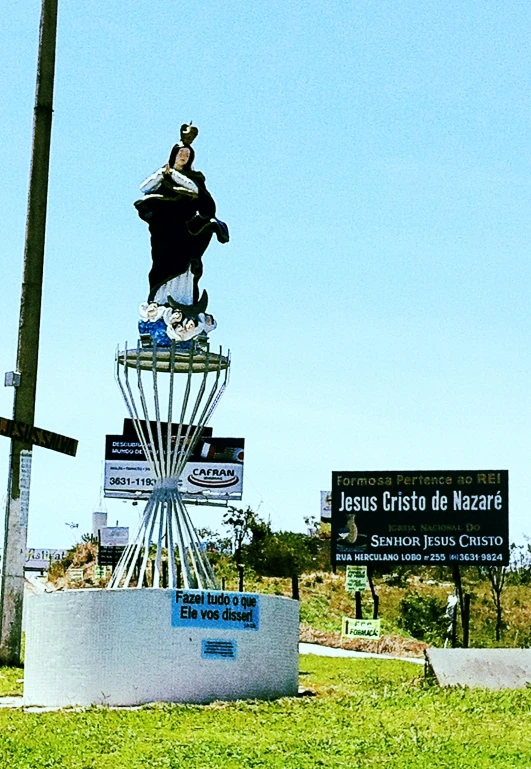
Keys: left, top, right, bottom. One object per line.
{"left": 367, "top": 565, "right": 379, "bottom": 619}
{"left": 451, "top": 563, "right": 465, "bottom": 646}
{"left": 238, "top": 565, "right": 244, "bottom": 592}
{"left": 0, "top": 0, "right": 59, "bottom": 666}
{"left": 463, "top": 593, "right": 471, "bottom": 648}
{"left": 450, "top": 593, "right": 458, "bottom": 648}
{"left": 291, "top": 574, "right": 299, "bottom": 600}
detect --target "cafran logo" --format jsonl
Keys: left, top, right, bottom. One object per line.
{"left": 188, "top": 467, "right": 240, "bottom": 489}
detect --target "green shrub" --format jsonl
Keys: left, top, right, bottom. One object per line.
{"left": 398, "top": 590, "right": 447, "bottom": 645}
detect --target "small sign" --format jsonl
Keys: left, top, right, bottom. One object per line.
{"left": 26, "top": 548, "right": 67, "bottom": 571}
{"left": 68, "top": 568, "right": 84, "bottom": 582}
{"left": 0, "top": 416, "right": 77, "bottom": 456}
{"left": 100, "top": 527, "right": 129, "bottom": 546}
{"left": 342, "top": 617, "right": 381, "bottom": 639}
{"left": 345, "top": 565, "right": 368, "bottom": 592}
{"left": 93, "top": 565, "right": 109, "bottom": 580}
{"left": 98, "top": 545, "right": 126, "bottom": 567}
{"left": 320, "top": 491, "right": 332, "bottom": 521}
{"left": 19, "top": 450, "right": 32, "bottom": 528}
{"left": 172, "top": 590, "right": 259, "bottom": 631}
{"left": 201, "top": 639, "right": 237, "bottom": 660}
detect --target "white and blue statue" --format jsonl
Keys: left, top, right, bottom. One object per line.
{"left": 134, "top": 123, "right": 229, "bottom": 347}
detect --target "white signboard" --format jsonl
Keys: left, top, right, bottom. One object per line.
{"left": 180, "top": 462, "right": 244, "bottom": 495}
{"left": 320, "top": 490, "right": 332, "bottom": 521}
{"left": 104, "top": 460, "right": 154, "bottom": 495}
{"left": 26, "top": 548, "right": 67, "bottom": 570}
{"left": 19, "top": 450, "right": 32, "bottom": 528}
{"left": 104, "top": 460, "right": 243, "bottom": 501}
{"left": 100, "top": 527, "right": 129, "bottom": 546}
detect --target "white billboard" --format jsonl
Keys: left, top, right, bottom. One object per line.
{"left": 100, "top": 527, "right": 129, "bottom": 547}
{"left": 320, "top": 490, "right": 332, "bottom": 521}
{"left": 104, "top": 434, "right": 244, "bottom": 502}
{"left": 104, "top": 458, "right": 243, "bottom": 501}
{"left": 26, "top": 548, "right": 68, "bottom": 570}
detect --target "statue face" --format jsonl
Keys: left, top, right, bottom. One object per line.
{"left": 174, "top": 147, "right": 191, "bottom": 170}
{"left": 147, "top": 302, "right": 160, "bottom": 320}
{"left": 169, "top": 309, "right": 183, "bottom": 327}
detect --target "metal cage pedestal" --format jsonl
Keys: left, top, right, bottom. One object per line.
{"left": 108, "top": 340, "right": 230, "bottom": 590}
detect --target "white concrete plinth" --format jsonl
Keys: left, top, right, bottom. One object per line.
{"left": 24, "top": 589, "right": 299, "bottom": 707}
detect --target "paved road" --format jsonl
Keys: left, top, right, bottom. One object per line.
{"left": 300, "top": 642, "right": 424, "bottom": 664}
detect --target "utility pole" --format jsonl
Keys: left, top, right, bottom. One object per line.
{"left": 0, "top": 0, "right": 59, "bottom": 665}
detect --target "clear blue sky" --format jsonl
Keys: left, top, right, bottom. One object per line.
{"left": 1, "top": 0, "right": 530, "bottom": 549}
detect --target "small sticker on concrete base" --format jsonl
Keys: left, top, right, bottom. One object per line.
{"left": 201, "top": 639, "right": 237, "bottom": 660}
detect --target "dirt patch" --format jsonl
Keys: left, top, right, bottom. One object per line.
{"left": 299, "top": 623, "right": 428, "bottom": 658}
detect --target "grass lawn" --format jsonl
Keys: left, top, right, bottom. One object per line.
{"left": 0, "top": 666, "right": 23, "bottom": 697}
{"left": 1, "top": 655, "right": 531, "bottom": 768}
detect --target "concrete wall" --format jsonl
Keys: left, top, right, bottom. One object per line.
{"left": 24, "top": 589, "right": 299, "bottom": 707}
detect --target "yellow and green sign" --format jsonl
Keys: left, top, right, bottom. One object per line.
{"left": 342, "top": 617, "right": 380, "bottom": 639}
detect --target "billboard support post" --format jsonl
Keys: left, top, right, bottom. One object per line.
{"left": 108, "top": 341, "right": 230, "bottom": 590}
{"left": 367, "top": 566, "right": 379, "bottom": 619}
{"left": 355, "top": 591, "right": 362, "bottom": 619}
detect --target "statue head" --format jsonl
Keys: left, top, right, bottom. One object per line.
{"left": 168, "top": 123, "right": 198, "bottom": 172}
{"left": 169, "top": 143, "right": 195, "bottom": 171}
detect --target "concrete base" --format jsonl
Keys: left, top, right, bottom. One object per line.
{"left": 24, "top": 589, "right": 299, "bottom": 707}
{"left": 425, "top": 648, "right": 531, "bottom": 689}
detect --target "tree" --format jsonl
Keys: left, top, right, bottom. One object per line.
{"left": 222, "top": 506, "right": 262, "bottom": 561}
{"left": 222, "top": 507, "right": 325, "bottom": 580}
{"left": 245, "top": 530, "right": 320, "bottom": 578}
{"left": 222, "top": 506, "right": 263, "bottom": 590}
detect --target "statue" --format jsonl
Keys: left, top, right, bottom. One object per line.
{"left": 134, "top": 124, "right": 229, "bottom": 347}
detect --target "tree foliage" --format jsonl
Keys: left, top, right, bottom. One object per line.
{"left": 222, "top": 506, "right": 328, "bottom": 577}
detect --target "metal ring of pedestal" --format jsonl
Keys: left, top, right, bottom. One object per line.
{"left": 118, "top": 346, "right": 230, "bottom": 373}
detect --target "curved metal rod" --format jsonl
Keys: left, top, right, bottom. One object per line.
{"left": 182, "top": 500, "right": 219, "bottom": 587}
{"left": 179, "top": 495, "right": 217, "bottom": 589}
{"left": 173, "top": 498, "right": 193, "bottom": 588}
{"left": 173, "top": 356, "right": 225, "bottom": 478}
{"left": 110, "top": 493, "right": 156, "bottom": 588}
{"left": 151, "top": 339, "right": 166, "bottom": 480}
{"left": 166, "top": 342, "right": 176, "bottom": 477}
{"left": 170, "top": 345, "right": 195, "bottom": 478}
{"left": 166, "top": 496, "right": 177, "bottom": 588}
{"left": 119, "top": 345, "right": 158, "bottom": 475}
{"left": 136, "top": 342, "right": 163, "bottom": 478}
{"left": 172, "top": 345, "right": 212, "bottom": 474}
{"left": 136, "top": 495, "right": 160, "bottom": 588}
{"left": 153, "top": 497, "right": 166, "bottom": 588}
